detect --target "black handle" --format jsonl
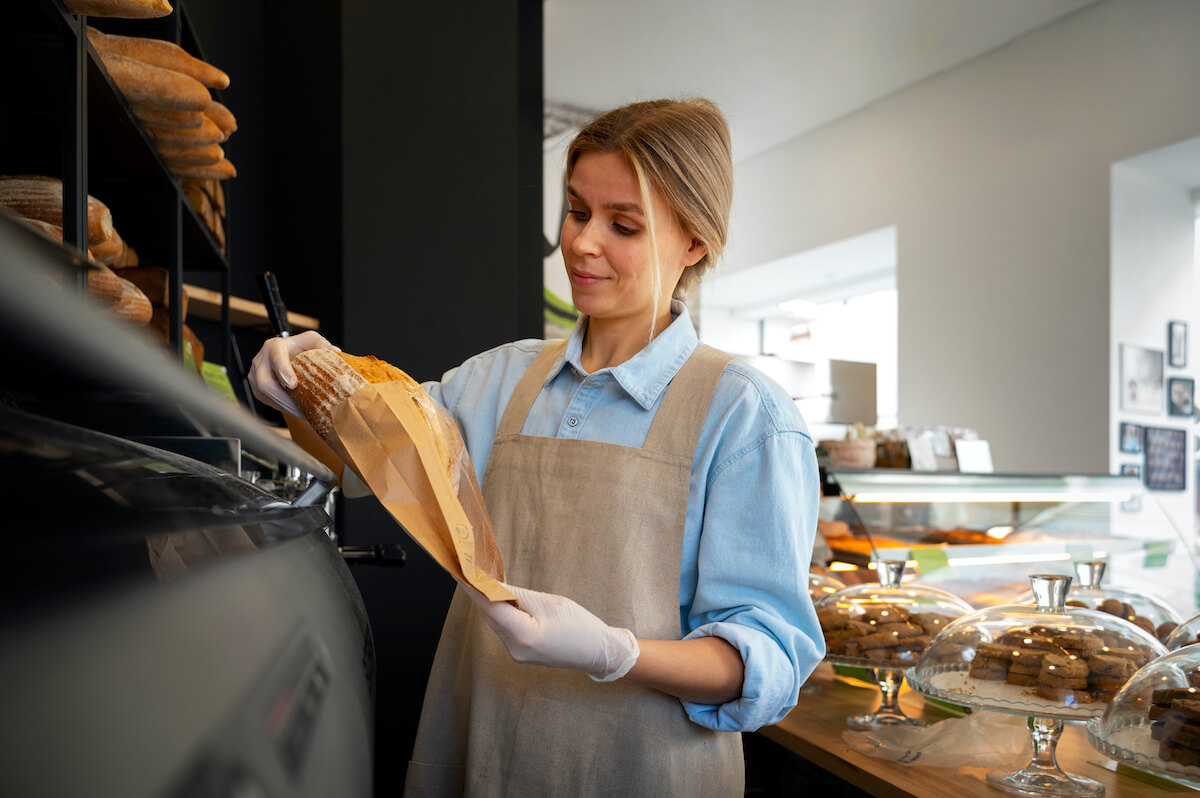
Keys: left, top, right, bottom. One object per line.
{"left": 258, "top": 271, "right": 292, "bottom": 337}
{"left": 338, "top": 543, "right": 407, "bottom": 567}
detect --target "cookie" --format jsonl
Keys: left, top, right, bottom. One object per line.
{"left": 1052, "top": 633, "right": 1101, "bottom": 655}
{"left": 861, "top": 604, "right": 910, "bottom": 625}
{"left": 969, "top": 665, "right": 1008, "bottom": 681}
{"left": 973, "top": 655, "right": 1013, "bottom": 670}
{"left": 1088, "top": 652, "right": 1134, "bottom": 679}
{"left": 1006, "top": 672, "right": 1039, "bottom": 686}
{"left": 875, "top": 622, "right": 924, "bottom": 639}
{"left": 997, "top": 632, "right": 1057, "bottom": 650}
{"left": 1087, "top": 675, "right": 1126, "bottom": 693}
{"left": 1152, "top": 687, "right": 1200, "bottom": 707}
{"left": 911, "top": 613, "right": 954, "bottom": 638}
{"left": 1009, "top": 661, "right": 1042, "bottom": 677}
{"left": 1041, "top": 652, "right": 1089, "bottom": 680}
{"left": 1159, "top": 741, "right": 1200, "bottom": 768}
{"left": 1039, "top": 672, "right": 1089, "bottom": 690}
{"left": 976, "top": 642, "right": 1015, "bottom": 660}
{"left": 858, "top": 631, "right": 900, "bottom": 651}
{"left": 1035, "top": 684, "right": 1094, "bottom": 704}
{"left": 893, "top": 635, "right": 932, "bottom": 652}
{"left": 1009, "top": 648, "right": 1050, "bottom": 668}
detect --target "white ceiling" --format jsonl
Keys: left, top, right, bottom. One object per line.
{"left": 544, "top": 0, "right": 1100, "bottom": 165}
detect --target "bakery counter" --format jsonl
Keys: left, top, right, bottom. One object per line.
{"left": 758, "top": 663, "right": 1189, "bottom": 797}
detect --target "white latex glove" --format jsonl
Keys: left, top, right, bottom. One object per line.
{"left": 248, "top": 330, "right": 340, "bottom": 417}
{"left": 465, "top": 582, "right": 640, "bottom": 683}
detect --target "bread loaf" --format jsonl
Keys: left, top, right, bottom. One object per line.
{"left": 87, "top": 27, "right": 230, "bottom": 90}
{"left": 205, "top": 179, "right": 226, "bottom": 218}
{"left": 171, "top": 158, "right": 237, "bottom": 181}
{"left": 204, "top": 101, "right": 237, "bottom": 140}
{"left": 0, "top": 176, "right": 114, "bottom": 245}
{"left": 289, "top": 350, "right": 461, "bottom": 490}
{"left": 181, "top": 181, "right": 213, "bottom": 222}
{"left": 118, "top": 265, "right": 185, "bottom": 313}
{"left": 64, "top": 0, "right": 172, "bottom": 18}
{"left": 12, "top": 216, "right": 63, "bottom": 244}
{"left": 108, "top": 277, "right": 152, "bottom": 324}
{"left": 113, "top": 240, "right": 139, "bottom": 268}
{"left": 134, "top": 107, "right": 204, "bottom": 130}
{"left": 98, "top": 52, "right": 211, "bottom": 112}
{"left": 87, "top": 262, "right": 123, "bottom": 306}
{"left": 158, "top": 142, "right": 223, "bottom": 167}
{"left": 89, "top": 226, "right": 125, "bottom": 265}
{"left": 145, "top": 117, "right": 223, "bottom": 147}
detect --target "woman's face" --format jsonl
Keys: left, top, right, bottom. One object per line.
{"left": 561, "top": 151, "right": 705, "bottom": 328}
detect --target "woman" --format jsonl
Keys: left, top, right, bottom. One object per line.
{"left": 251, "top": 98, "right": 824, "bottom": 797}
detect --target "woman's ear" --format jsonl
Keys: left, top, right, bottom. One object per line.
{"left": 683, "top": 238, "right": 707, "bottom": 268}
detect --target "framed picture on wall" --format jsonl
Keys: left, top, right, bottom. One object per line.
{"left": 1120, "top": 464, "right": 1140, "bottom": 477}
{"left": 1144, "top": 426, "right": 1187, "bottom": 491}
{"left": 1118, "top": 422, "right": 1143, "bottom": 453}
{"left": 1168, "top": 377, "right": 1195, "bottom": 417}
{"left": 1119, "top": 344, "right": 1164, "bottom": 413}
{"left": 1169, "top": 320, "right": 1188, "bottom": 368}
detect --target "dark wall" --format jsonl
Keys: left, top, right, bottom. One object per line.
{"left": 340, "top": 2, "right": 542, "bottom": 793}
{"left": 189, "top": 0, "right": 542, "bottom": 793}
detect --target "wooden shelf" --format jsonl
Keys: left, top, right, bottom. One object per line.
{"left": 184, "top": 283, "right": 320, "bottom": 331}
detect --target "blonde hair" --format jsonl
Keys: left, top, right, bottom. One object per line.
{"left": 565, "top": 98, "right": 734, "bottom": 311}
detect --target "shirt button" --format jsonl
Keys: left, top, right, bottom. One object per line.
{"left": 567, "top": 416, "right": 580, "bottom": 428}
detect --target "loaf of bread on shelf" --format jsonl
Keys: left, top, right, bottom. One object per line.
{"left": 87, "top": 27, "right": 230, "bottom": 90}
{"left": 98, "top": 52, "right": 211, "bottom": 112}
{"left": 134, "top": 107, "right": 204, "bottom": 130}
{"left": 289, "top": 351, "right": 462, "bottom": 490}
{"left": 170, "top": 158, "right": 237, "bottom": 182}
{"left": 144, "top": 117, "right": 224, "bottom": 147}
{"left": 118, "top": 265, "right": 186, "bottom": 314}
{"left": 89, "top": 227, "right": 125, "bottom": 265}
{"left": 108, "top": 277, "right": 152, "bottom": 324}
{"left": 204, "top": 101, "right": 237, "bottom": 140}
{"left": 11, "top": 216, "right": 64, "bottom": 244}
{"left": 204, "top": 179, "right": 225, "bottom": 217}
{"left": 86, "top": 262, "right": 123, "bottom": 306}
{"left": 63, "top": 0, "right": 172, "bottom": 18}
{"left": 158, "top": 142, "right": 223, "bottom": 168}
{"left": 113, "top": 240, "right": 139, "bottom": 268}
{"left": 0, "top": 176, "right": 114, "bottom": 245}
{"left": 181, "top": 181, "right": 213, "bottom": 222}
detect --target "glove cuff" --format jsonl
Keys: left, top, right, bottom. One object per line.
{"left": 588, "top": 628, "right": 639, "bottom": 683}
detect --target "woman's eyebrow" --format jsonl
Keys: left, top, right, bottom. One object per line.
{"left": 566, "top": 185, "right": 644, "bottom": 215}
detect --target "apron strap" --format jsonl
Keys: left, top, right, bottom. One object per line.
{"left": 643, "top": 344, "right": 734, "bottom": 459}
{"left": 496, "top": 339, "right": 568, "bottom": 436}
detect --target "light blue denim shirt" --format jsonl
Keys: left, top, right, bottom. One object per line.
{"left": 422, "top": 302, "right": 825, "bottom": 732}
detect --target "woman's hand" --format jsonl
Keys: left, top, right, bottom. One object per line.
{"left": 465, "top": 582, "right": 640, "bottom": 682}
{"left": 248, "top": 330, "right": 339, "bottom": 417}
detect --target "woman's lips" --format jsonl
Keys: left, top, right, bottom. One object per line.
{"left": 569, "top": 269, "right": 606, "bottom": 287}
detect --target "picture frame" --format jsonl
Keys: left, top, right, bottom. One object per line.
{"left": 1144, "top": 426, "right": 1187, "bottom": 491}
{"left": 1119, "top": 344, "right": 1164, "bottom": 414}
{"left": 1169, "top": 320, "right": 1188, "bottom": 368}
{"left": 1167, "top": 376, "right": 1195, "bottom": 418}
{"left": 1119, "top": 464, "right": 1140, "bottom": 477}
{"left": 1118, "top": 422, "right": 1142, "bottom": 454}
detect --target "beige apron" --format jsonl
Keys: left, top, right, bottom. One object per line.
{"left": 404, "top": 341, "right": 744, "bottom": 797}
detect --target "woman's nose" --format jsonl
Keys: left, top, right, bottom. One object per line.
{"left": 569, "top": 218, "right": 601, "bottom": 257}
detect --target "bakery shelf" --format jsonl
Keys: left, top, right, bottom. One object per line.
{"left": 185, "top": 283, "right": 320, "bottom": 332}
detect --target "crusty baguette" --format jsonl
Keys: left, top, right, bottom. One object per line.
{"left": 0, "top": 176, "right": 114, "bottom": 245}
{"left": 88, "top": 226, "right": 124, "bottom": 265}
{"left": 171, "top": 158, "right": 237, "bottom": 182}
{"left": 97, "top": 52, "right": 211, "bottom": 112}
{"left": 145, "top": 117, "right": 224, "bottom": 147}
{"left": 108, "top": 277, "right": 152, "bottom": 324}
{"left": 158, "top": 142, "right": 223, "bottom": 167}
{"left": 87, "top": 262, "right": 123, "bottom": 306}
{"left": 289, "top": 351, "right": 461, "bottom": 491}
{"left": 204, "top": 101, "right": 237, "bottom": 140}
{"left": 114, "top": 240, "right": 139, "bottom": 268}
{"left": 12, "top": 216, "right": 63, "bottom": 244}
{"left": 64, "top": 0, "right": 172, "bottom": 18}
{"left": 181, "top": 180, "right": 213, "bottom": 222}
{"left": 133, "top": 106, "right": 204, "bottom": 130}
{"left": 88, "top": 27, "right": 230, "bottom": 90}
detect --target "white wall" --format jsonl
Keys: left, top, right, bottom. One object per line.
{"left": 722, "top": 0, "right": 1200, "bottom": 473}
{"left": 1110, "top": 161, "right": 1198, "bottom": 540}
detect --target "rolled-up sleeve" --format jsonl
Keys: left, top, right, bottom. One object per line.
{"left": 681, "top": 425, "right": 825, "bottom": 732}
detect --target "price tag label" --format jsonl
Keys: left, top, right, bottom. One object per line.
{"left": 912, "top": 547, "right": 951, "bottom": 577}
{"left": 201, "top": 361, "right": 238, "bottom": 403}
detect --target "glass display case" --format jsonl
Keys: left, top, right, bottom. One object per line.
{"left": 819, "top": 469, "right": 1198, "bottom": 620}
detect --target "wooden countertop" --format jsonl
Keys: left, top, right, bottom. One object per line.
{"left": 758, "top": 663, "right": 1195, "bottom": 798}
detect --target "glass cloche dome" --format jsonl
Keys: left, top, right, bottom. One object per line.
{"left": 908, "top": 573, "right": 1168, "bottom": 797}
{"left": 1015, "top": 560, "right": 1181, "bottom": 644}
{"left": 808, "top": 570, "right": 846, "bottom": 605}
{"left": 814, "top": 559, "right": 974, "bottom": 729}
{"left": 1164, "top": 612, "right": 1200, "bottom": 651}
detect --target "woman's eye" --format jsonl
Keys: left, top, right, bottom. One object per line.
{"left": 613, "top": 222, "right": 637, "bottom": 236}
{"left": 567, "top": 209, "right": 588, "bottom": 222}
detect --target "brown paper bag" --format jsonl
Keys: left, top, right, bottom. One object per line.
{"left": 320, "top": 380, "right": 512, "bottom": 602}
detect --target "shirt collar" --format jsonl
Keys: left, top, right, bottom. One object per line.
{"left": 551, "top": 300, "right": 699, "bottom": 410}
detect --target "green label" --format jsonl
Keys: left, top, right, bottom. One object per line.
{"left": 201, "top": 361, "right": 238, "bottom": 403}
{"left": 1143, "top": 540, "right": 1171, "bottom": 569}
{"left": 912, "top": 547, "right": 951, "bottom": 577}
